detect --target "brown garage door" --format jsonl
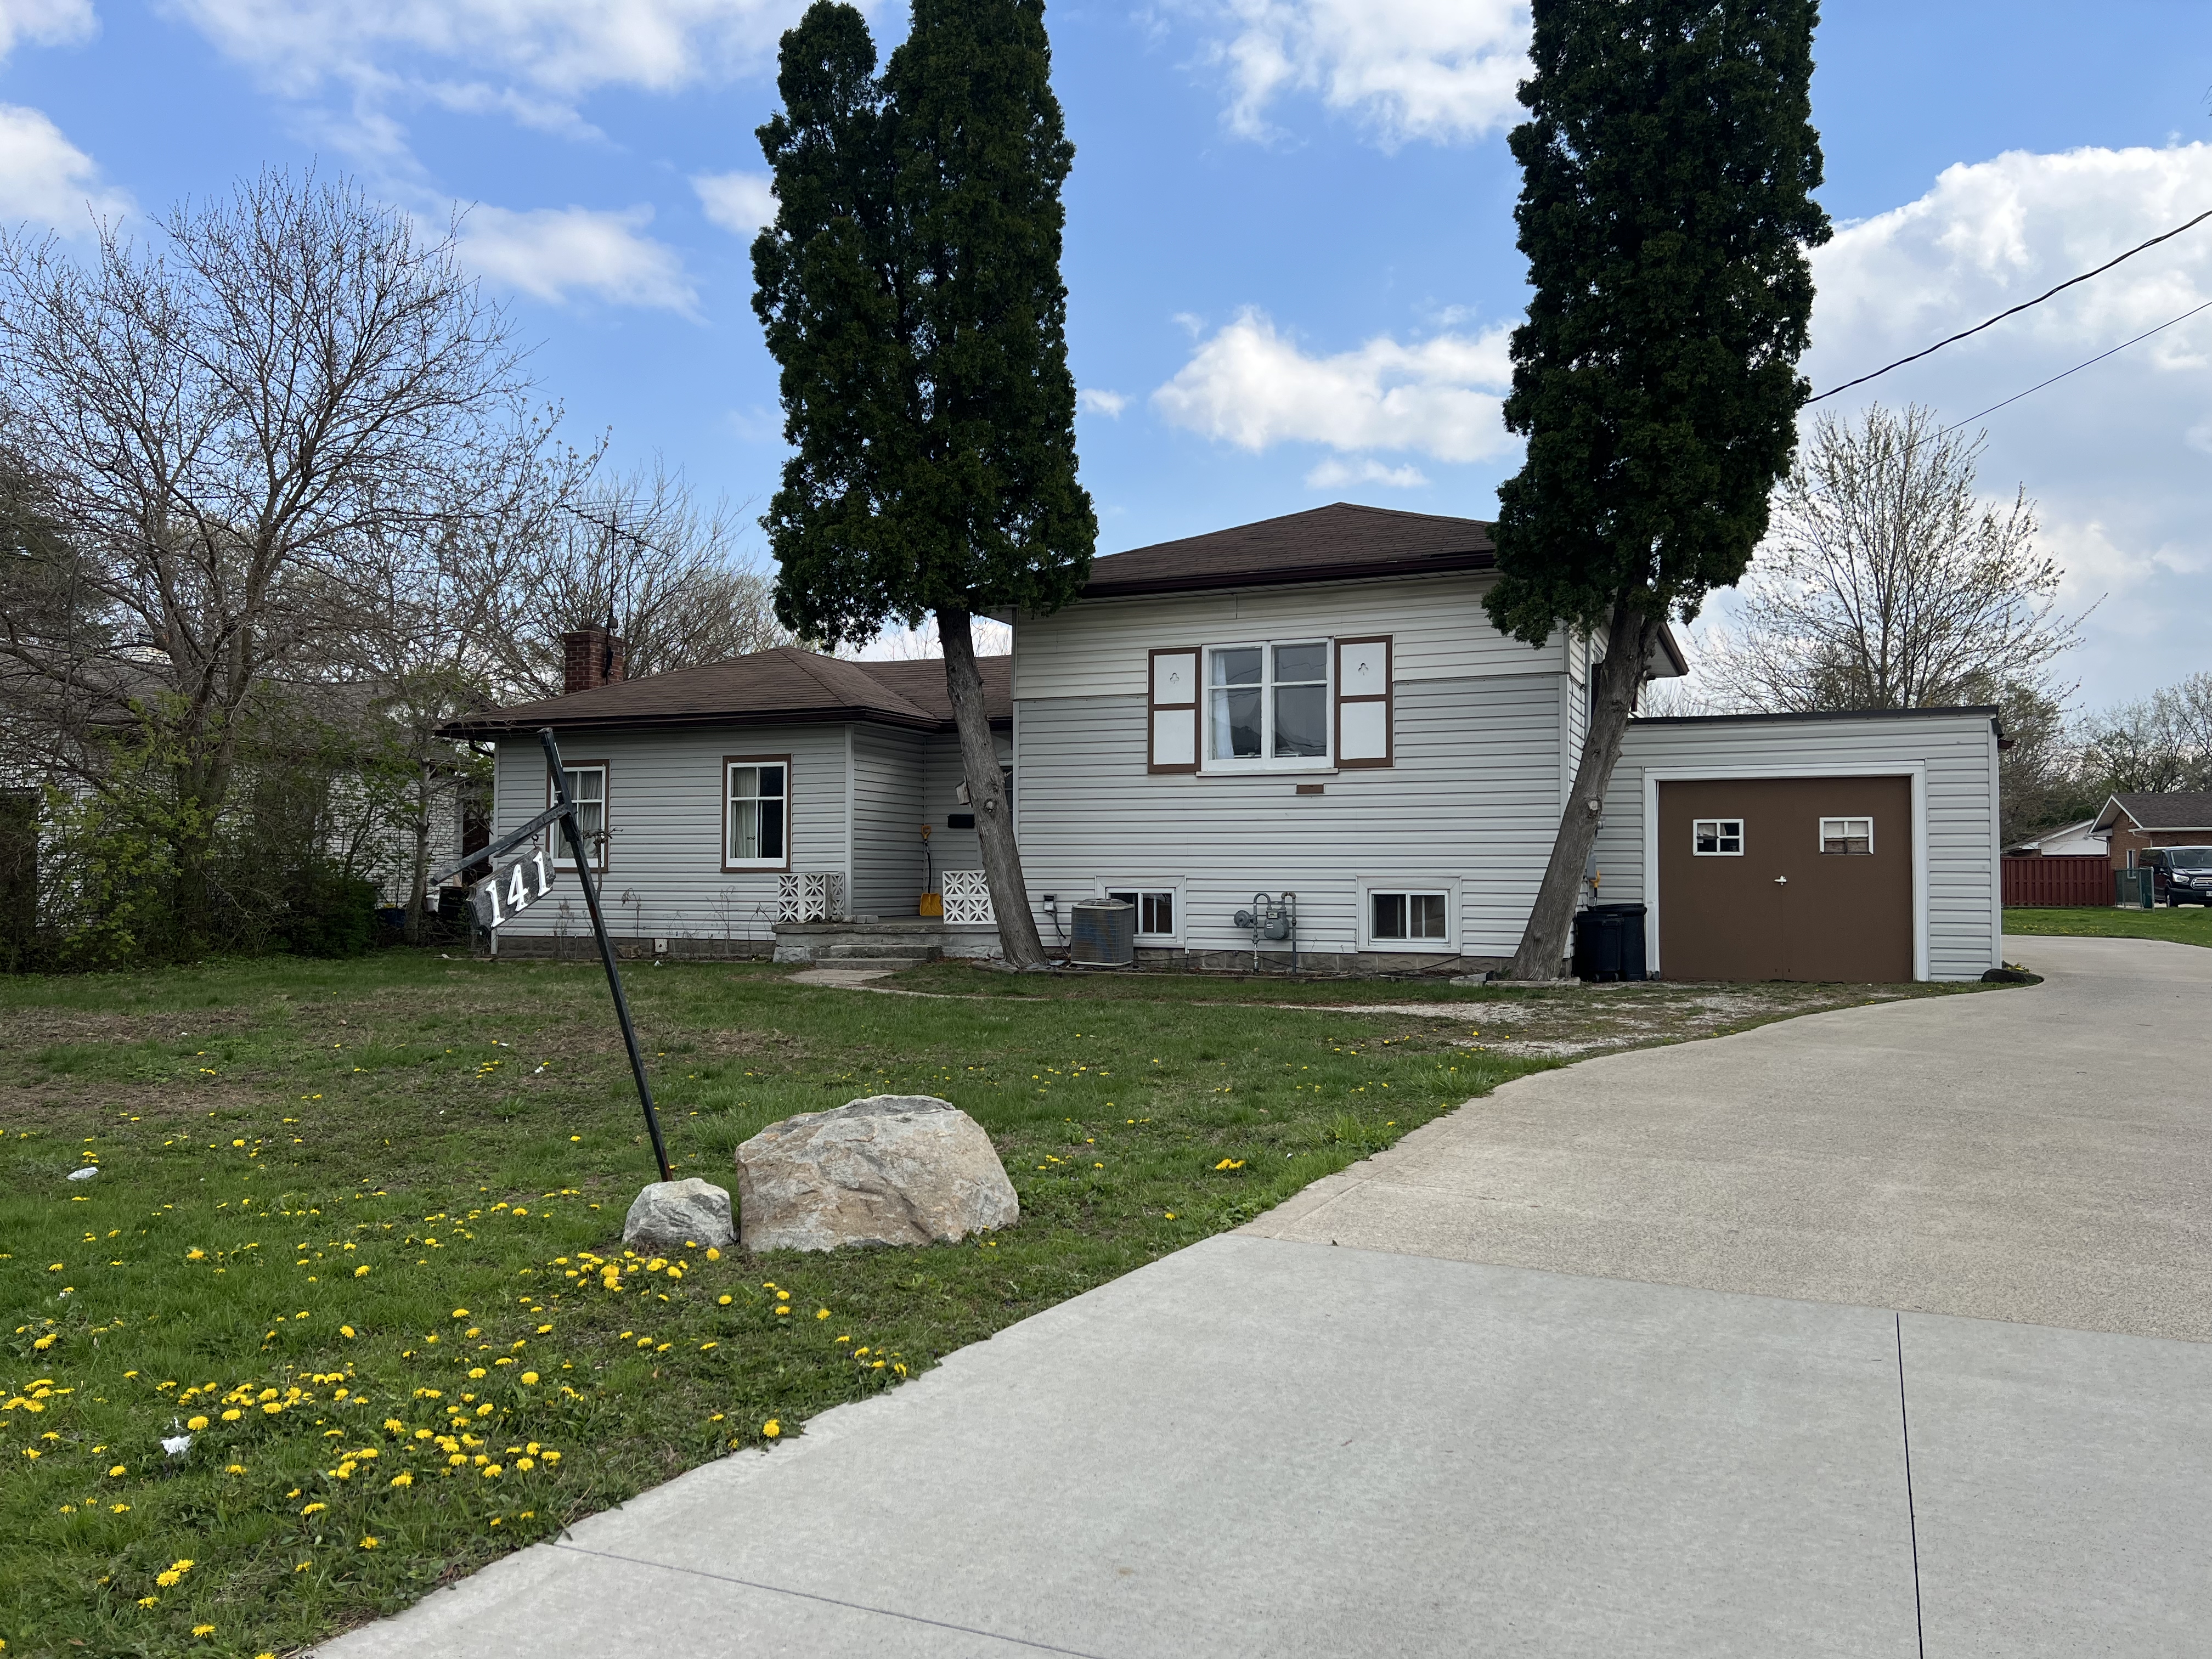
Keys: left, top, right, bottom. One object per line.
{"left": 1657, "top": 776, "right": 1913, "bottom": 981}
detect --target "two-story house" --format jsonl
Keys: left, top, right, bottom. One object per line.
{"left": 448, "top": 504, "right": 2005, "bottom": 981}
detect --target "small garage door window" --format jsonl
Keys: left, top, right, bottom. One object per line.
{"left": 1693, "top": 817, "right": 1744, "bottom": 855}
{"left": 1819, "top": 816, "right": 1874, "bottom": 855}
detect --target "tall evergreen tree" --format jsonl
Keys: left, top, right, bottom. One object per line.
{"left": 753, "top": 0, "right": 1095, "bottom": 968}
{"left": 1486, "top": 0, "right": 1830, "bottom": 978}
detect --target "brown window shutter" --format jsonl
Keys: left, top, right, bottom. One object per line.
{"left": 1149, "top": 648, "right": 1199, "bottom": 774}
{"left": 1336, "top": 636, "right": 1392, "bottom": 768}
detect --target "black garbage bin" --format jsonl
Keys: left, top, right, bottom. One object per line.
{"left": 1573, "top": 902, "right": 1648, "bottom": 982}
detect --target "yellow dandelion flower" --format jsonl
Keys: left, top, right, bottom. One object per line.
{"left": 717, "top": 1294, "right": 732, "bottom": 1306}
{"left": 186, "top": 1415, "right": 208, "bottom": 1430}
{"left": 106, "top": 1464, "right": 126, "bottom": 1477}
{"left": 520, "top": 1372, "right": 538, "bottom": 1385}
{"left": 222, "top": 1408, "right": 241, "bottom": 1421}
{"left": 762, "top": 1420, "right": 781, "bottom": 1438}
{"left": 391, "top": 1471, "right": 413, "bottom": 1487}
{"left": 193, "top": 1626, "right": 215, "bottom": 1638}
{"left": 301, "top": 1502, "right": 326, "bottom": 1515}
{"left": 360, "top": 1536, "right": 380, "bottom": 1549}
{"left": 816, "top": 1308, "right": 830, "bottom": 1319}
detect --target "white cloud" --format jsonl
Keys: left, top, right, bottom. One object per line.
{"left": 1079, "top": 387, "right": 1128, "bottom": 417}
{"left": 1801, "top": 142, "right": 2212, "bottom": 702}
{"left": 1206, "top": 0, "right": 1528, "bottom": 146}
{"left": 1305, "top": 457, "right": 1429, "bottom": 490}
{"left": 167, "top": 0, "right": 818, "bottom": 100}
{"left": 693, "top": 170, "right": 776, "bottom": 235}
{"left": 1152, "top": 306, "right": 1513, "bottom": 464}
{"left": 0, "top": 103, "right": 131, "bottom": 233}
{"left": 0, "top": 0, "right": 93, "bottom": 61}
{"left": 456, "top": 204, "right": 695, "bottom": 313}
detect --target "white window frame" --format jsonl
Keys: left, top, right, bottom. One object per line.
{"left": 1818, "top": 815, "right": 1874, "bottom": 855}
{"left": 1095, "top": 881, "right": 1182, "bottom": 944}
{"left": 1691, "top": 817, "right": 1745, "bottom": 856}
{"left": 1356, "top": 877, "right": 1460, "bottom": 954}
{"left": 724, "top": 755, "right": 792, "bottom": 872}
{"left": 1202, "top": 639, "right": 1334, "bottom": 773}
{"left": 550, "top": 761, "right": 608, "bottom": 871}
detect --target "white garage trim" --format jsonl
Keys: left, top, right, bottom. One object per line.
{"left": 1640, "top": 763, "right": 1928, "bottom": 982}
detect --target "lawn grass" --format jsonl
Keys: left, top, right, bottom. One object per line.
{"left": 0, "top": 951, "right": 1984, "bottom": 1656}
{"left": 2004, "top": 904, "right": 2212, "bottom": 948}
{"left": 1, "top": 951, "right": 1549, "bottom": 1657}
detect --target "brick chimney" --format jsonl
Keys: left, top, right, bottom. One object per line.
{"left": 561, "top": 625, "right": 627, "bottom": 694}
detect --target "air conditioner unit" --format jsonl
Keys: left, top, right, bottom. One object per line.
{"left": 1068, "top": 899, "right": 1135, "bottom": 967}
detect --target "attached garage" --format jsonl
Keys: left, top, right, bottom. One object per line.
{"left": 1655, "top": 775, "right": 1914, "bottom": 981}
{"left": 1594, "top": 709, "right": 2005, "bottom": 984}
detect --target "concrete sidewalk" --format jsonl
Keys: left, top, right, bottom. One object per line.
{"left": 321, "top": 936, "right": 2212, "bottom": 1657}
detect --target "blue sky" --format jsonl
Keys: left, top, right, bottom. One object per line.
{"left": 4, "top": 0, "right": 2210, "bottom": 707}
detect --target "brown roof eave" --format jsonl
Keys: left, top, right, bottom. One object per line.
{"left": 437, "top": 707, "right": 1008, "bottom": 741}
{"left": 1081, "top": 550, "right": 1496, "bottom": 600}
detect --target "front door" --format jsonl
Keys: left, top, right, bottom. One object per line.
{"left": 1657, "top": 776, "right": 1914, "bottom": 981}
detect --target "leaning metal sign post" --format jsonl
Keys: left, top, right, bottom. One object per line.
{"left": 427, "top": 726, "right": 673, "bottom": 1183}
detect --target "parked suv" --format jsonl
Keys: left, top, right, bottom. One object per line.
{"left": 2139, "top": 846, "right": 2212, "bottom": 905}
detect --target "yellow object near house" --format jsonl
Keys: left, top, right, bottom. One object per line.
{"left": 918, "top": 893, "right": 944, "bottom": 917}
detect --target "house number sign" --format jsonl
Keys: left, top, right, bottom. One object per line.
{"left": 473, "top": 849, "right": 553, "bottom": 930}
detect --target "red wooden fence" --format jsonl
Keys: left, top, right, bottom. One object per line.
{"left": 2003, "top": 855, "right": 2112, "bottom": 908}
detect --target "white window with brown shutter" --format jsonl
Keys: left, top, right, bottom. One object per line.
{"left": 1149, "top": 647, "right": 1199, "bottom": 773}
{"left": 1335, "top": 636, "right": 1392, "bottom": 768}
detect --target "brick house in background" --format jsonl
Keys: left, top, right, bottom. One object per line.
{"left": 2090, "top": 792, "right": 2212, "bottom": 867}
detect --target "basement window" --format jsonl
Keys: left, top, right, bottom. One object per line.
{"left": 1369, "top": 891, "right": 1448, "bottom": 943}
{"left": 1819, "top": 816, "right": 1874, "bottom": 855}
{"left": 1104, "top": 889, "right": 1177, "bottom": 940}
{"left": 1692, "top": 818, "right": 1744, "bottom": 856}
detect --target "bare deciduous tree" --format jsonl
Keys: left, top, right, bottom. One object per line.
{"left": 1707, "top": 404, "right": 2090, "bottom": 714}
{"left": 0, "top": 168, "right": 525, "bottom": 946}
{"left": 487, "top": 460, "right": 788, "bottom": 698}
{"left": 2076, "top": 672, "right": 2212, "bottom": 798}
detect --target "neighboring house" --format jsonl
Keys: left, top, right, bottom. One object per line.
{"left": 2004, "top": 816, "right": 2106, "bottom": 859}
{"left": 449, "top": 504, "right": 2005, "bottom": 982}
{"left": 2089, "top": 792, "right": 2212, "bottom": 868}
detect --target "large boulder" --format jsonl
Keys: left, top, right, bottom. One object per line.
{"left": 623, "top": 1177, "right": 736, "bottom": 1252}
{"left": 735, "top": 1094, "right": 1018, "bottom": 1252}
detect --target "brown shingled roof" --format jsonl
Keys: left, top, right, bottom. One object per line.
{"left": 2093, "top": 791, "right": 2212, "bottom": 833}
{"left": 1081, "top": 502, "right": 1497, "bottom": 598}
{"left": 439, "top": 646, "right": 1009, "bottom": 737}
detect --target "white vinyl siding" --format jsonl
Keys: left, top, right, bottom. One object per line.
{"left": 1014, "top": 572, "right": 1565, "bottom": 702}
{"left": 850, "top": 726, "right": 925, "bottom": 917}
{"left": 1594, "top": 712, "right": 2001, "bottom": 981}
{"left": 1014, "top": 673, "right": 1567, "bottom": 961}
{"left": 488, "top": 724, "right": 848, "bottom": 945}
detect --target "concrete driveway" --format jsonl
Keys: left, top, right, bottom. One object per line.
{"left": 320, "top": 935, "right": 2212, "bottom": 1658}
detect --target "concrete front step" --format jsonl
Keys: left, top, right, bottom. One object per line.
{"left": 802, "top": 956, "right": 929, "bottom": 972}
{"left": 813, "top": 944, "right": 938, "bottom": 963}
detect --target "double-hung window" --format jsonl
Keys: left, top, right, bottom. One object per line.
{"left": 1207, "top": 641, "right": 1330, "bottom": 768}
{"left": 551, "top": 763, "right": 607, "bottom": 870}
{"left": 725, "top": 757, "right": 790, "bottom": 871}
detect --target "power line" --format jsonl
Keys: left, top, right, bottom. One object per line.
{"left": 1937, "top": 296, "right": 2212, "bottom": 435}
{"left": 1808, "top": 208, "right": 2212, "bottom": 403}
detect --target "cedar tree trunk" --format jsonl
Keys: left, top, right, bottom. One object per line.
{"left": 1508, "top": 605, "right": 1660, "bottom": 980}
{"left": 940, "top": 606, "right": 1046, "bottom": 968}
